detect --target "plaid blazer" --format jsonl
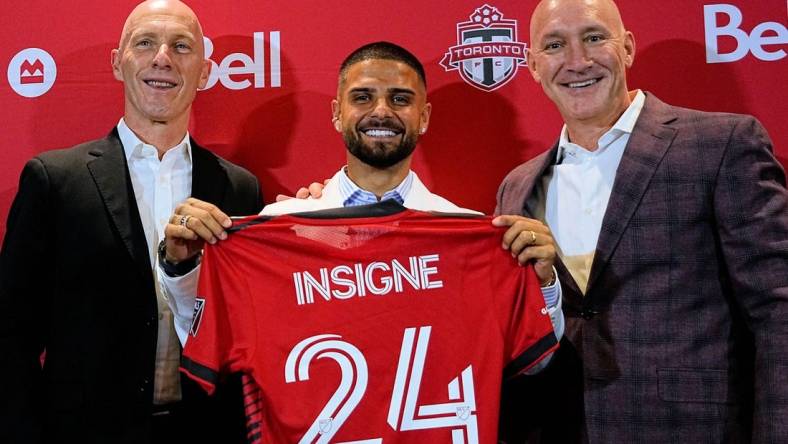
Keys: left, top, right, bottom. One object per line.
{"left": 496, "top": 93, "right": 788, "bottom": 443}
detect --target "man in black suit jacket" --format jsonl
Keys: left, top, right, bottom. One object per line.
{"left": 0, "top": 1, "right": 261, "bottom": 443}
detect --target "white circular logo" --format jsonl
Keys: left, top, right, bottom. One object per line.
{"left": 7, "top": 48, "right": 57, "bottom": 98}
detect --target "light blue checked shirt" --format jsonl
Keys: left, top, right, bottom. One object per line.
{"left": 337, "top": 167, "right": 413, "bottom": 207}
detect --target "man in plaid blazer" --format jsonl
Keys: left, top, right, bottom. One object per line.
{"left": 495, "top": 0, "right": 788, "bottom": 442}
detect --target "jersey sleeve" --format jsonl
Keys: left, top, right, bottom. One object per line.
{"left": 495, "top": 260, "right": 559, "bottom": 378}
{"left": 180, "top": 242, "right": 257, "bottom": 394}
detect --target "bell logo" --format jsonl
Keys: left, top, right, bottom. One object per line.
{"left": 202, "top": 32, "right": 281, "bottom": 90}
{"left": 7, "top": 48, "right": 57, "bottom": 98}
{"left": 704, "top": 4, "right": 787, "bottom": 63}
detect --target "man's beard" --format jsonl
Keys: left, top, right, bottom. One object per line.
{"left": 343, "top": 129, "right": 418, "bottom": 169}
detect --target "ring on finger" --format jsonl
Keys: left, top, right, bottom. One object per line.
{"left": 179, "top": 215, "right": 191, "bottom": 227}
{"left": 528, "top": 230, "right": 537, "bottom": 245}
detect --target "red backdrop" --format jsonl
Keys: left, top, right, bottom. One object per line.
{"left": 1, "top": 1, "right": 786, "bottom": 240}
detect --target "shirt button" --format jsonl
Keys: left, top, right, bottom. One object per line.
{"left": 584, "top": 208, "right": 593, "bottom": 215}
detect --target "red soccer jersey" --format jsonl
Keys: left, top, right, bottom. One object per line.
{"left": 181, "top": 202, "right": 558, "bottom": 444}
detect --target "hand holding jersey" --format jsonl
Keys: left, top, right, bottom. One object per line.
{"left": 164, "top": 197, "right": 232, "bottom": 264}
{"left": 165, "top": 192, "right": 323, "bottom": 264}
{"left": 493, "top": 215, "right": 557, "bottom": 286}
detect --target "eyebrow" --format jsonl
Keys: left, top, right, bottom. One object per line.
{"left": 388, "top": 88, "right": 415, "bottom": 95}
{"left": 348, "top": 87, "right": 416, "bottom": 95}
{"left": 539, "top": 25, "right": 609, "bottom": 41}
{"left": 130, "top": 30, "right": 196, "bottom": 42}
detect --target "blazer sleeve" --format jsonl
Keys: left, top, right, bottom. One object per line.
{"left": 224, "top": 162, "right": 264, "bottom": 215}
{"left": 0, "top": 158, "right": 54, "bottom": 443}
{"left": 712, "top": 115, "right": 788, "bottom": 441}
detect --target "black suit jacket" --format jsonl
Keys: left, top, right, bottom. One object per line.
{"left": 0, "top": 129, "right": 263, "bottom": 443}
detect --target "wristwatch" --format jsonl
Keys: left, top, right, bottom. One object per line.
{"left": 157, "top": 239, "right": 201, "bottom": 277}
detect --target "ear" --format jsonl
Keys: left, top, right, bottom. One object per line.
{"left": 197, "top": 58, "right": 212, "bottom": 89}
{"left": 623, "top": 31, "right": 636, "bottom": 68}
{"left": 420, "top": 102, "right": 432, "bottom": 134}
{"left": 526, "top": 48, "right": 542, "bottom": 83}
{"left": 111, "top": 49, "right": 123, "bottom": 81}
{"left": 331, "top": 99, "right": 342, "bottom": 132}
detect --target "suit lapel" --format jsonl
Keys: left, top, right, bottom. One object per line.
{"left": 518, "top": 146, "right": 587, "bottom": 308}
{"left": 516, "top": 147, "right": 558, "bottom": 218}
{"left": 86, "top": 129, "right": 151, "bottom": 280}
{"left": 586, "top": 94, "right": 678, "bottom": 293}
{"left": 190, "top": 139, "right": 228, "bottom": 205}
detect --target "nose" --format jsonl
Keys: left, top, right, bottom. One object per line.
{"left": 369, "top": 97, "right": 395, "bottom": 119}
{"left": 151, "top": 44, "right": 172, "bottom": 69}
{"left": 564, "top": 40, "right": 593, "bottom": 72}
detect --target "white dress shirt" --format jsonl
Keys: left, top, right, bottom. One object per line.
{"left": 544, "top": 90, "right": 646, "bottom": 293}
{"left": 118, "top": 118, "right": 192, "bottom": 404}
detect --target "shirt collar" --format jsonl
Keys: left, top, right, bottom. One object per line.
{"left": 117, "top": 118, "right": 192, "bottom": 162}
{"left": 337, "top": 166, "right": 414, "bottom": 207}
{"left": 556, "top": 89, "right": 646, "bottom": 163}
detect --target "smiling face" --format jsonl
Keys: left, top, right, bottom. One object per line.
{"left": 528, "top": 0, "right": 635, "bottom": 128}
{"left": 332, "top": 58, "right": 431, "bottom": 169}
{"left": 111, "top": 0, "right": 210, "bottom": 129}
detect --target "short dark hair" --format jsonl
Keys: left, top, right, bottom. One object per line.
{"left": 339, "top": 41, "right": 426, "bottom": 88}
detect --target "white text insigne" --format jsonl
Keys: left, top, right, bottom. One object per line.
{"left": 292, "top": 254, "right": 443, "bottom": 305}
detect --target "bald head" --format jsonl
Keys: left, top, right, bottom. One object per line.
{"left": 526, "top": 0, "right": 635, "bottom": 145}
{"left": 119, "top": 0, "right": 204, "bottom": 54}
{"left": 111, "top": 0, "right": 211, "bottom": 144}
{"left": 531, "top": 0, "right": 626, "bottom": 43}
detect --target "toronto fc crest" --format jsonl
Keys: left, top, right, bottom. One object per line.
{"left": 440, "top": 4, "right": 527, "bottom": 92}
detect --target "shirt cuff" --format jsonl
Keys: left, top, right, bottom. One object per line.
{"left": 539, "top": 266, "right": 560, "bottom": 308}
{"left": 158, "top": 263, "right": 202, "bottom": 346}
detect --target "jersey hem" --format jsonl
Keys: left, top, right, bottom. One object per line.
{"left": 503, "top": 332, "right": 559, "bottom": 378}
{"left": 180, "top": 357, "right": 218, "bottom": 395}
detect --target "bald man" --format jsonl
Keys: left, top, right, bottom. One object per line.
{"left": 0, "top": 1, "right": 260, "bottom": 443}
{"left": 496, "top": 0, "right": 788, "bottom": 442}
